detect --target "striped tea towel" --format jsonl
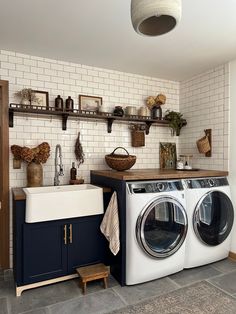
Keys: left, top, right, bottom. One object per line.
{"left": 100, "top": 191, "right": 120, "bottom": 255}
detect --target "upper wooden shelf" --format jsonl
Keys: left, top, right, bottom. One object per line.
{"left": 9, "top": 103, "right": 169, "bottom": 134}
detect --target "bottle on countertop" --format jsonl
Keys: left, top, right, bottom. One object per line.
{"left": 70, "top": 162, "right": 77, "bottom": 180}
{"left": 65, "top": 96, "right": 74, "bottom": 112}
{"left": 55, "top": 95, "right": 64, "bottom": 111}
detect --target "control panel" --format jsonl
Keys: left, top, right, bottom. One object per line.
{"left": 184, "top": 177, "right": 228, "bottom": 189}
{"left": 128, "top": 180, "right": 183, "bottom": 194}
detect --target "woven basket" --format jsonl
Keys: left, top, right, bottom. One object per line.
{"left": 196, "top": 135, "right": 210, "bottom": 153}
{"left": 131, "top": 130, "right": 145, "bottom": 147}
{"left": 105, "top": 147, "right": 136, "bottom": 171}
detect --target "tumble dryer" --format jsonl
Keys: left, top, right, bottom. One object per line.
{"left": 126, "top": 180, "right": 187, "bottom": 285}
{"left": 184, "top": 177, "right": 234, "bottom": 268}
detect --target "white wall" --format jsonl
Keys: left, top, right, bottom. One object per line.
{"left": 229, "top": 59, "right": 236, "bottom": 252}
{"left": 0, "top": 48, "right": 232, "bottom": 265}
{"left": 0, "top": 49, "right": 180, "bottom": 266}
{"left": 179, "top": 65, "right": 229, "bottom": 170}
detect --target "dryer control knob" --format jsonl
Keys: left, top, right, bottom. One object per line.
{"left": 208, "top": 179, "right": 215, "bottom": 187}
{"left": 157, "top": 183, "right": 165, "bottom": 192}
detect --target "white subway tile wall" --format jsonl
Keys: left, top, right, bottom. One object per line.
{"left": 179, "top": 64, "right": 229, "bottom": 170}
{"left": 0, "top": 49, "right": 180, "bottom": 266}
{"left": 0, "top": 49, "right": 230, "bottom": 266}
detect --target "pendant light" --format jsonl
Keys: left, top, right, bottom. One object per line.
{"left": 131, "top": 0, "right": 182, "bottom": 36}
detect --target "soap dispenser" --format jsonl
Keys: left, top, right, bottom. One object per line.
{"left": 70, "top": 162, "right": 77, "bottom": 180}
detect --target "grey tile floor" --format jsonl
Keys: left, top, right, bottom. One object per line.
{"left": 1, "top": 258, "right": 236, "bottom": 314}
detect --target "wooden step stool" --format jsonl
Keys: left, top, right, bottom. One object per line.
{"left": 76, "top": 263, "right": 110, "bottom": 295}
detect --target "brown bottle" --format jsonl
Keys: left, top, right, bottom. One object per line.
{"left": 70, "top": 162, "right": 77, "bottom": 180}
{"left": 65, "top": 96, "right": 74, "bottom": 112}
{"left": 55, "top": 95, "right": 63, "bottom": 111}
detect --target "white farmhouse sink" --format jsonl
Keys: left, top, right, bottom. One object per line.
{"left": 23, "top": 184, "right": 104, "bottom": 223}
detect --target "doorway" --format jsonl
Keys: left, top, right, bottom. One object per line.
{"left": 0, "top": 80, "right": 9, "bottom": 269}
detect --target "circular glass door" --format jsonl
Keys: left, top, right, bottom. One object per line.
{"left": 193, "top": 191, "right": 234, "bottom": 246}
{"left": 136, "top": 197, "right": 187, "bottom": 258}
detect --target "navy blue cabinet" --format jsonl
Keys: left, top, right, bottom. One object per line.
{"left": 13, "top": 198, "right": 107, "bottom": 286}
{"left": 23, "top": 221, "right": 68, "bottom": 284}
{"left": 67, "top": 215, "right": 105, "bottom": 272}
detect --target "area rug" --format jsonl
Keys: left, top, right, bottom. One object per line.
{"left": 109, "top": 281, "right": 236, "bottom": 314}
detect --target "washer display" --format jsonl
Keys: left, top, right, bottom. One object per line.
{"left": 184, "top": 177, "right": 234, "bottom": 268}
{"left": 126, "top": 180, "right": 187, "bottom": 285}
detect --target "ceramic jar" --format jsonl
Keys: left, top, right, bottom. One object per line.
{"left": 113, "top": 106, "right": 124, "bottom": 117}
{"left": 125, "top": 106, "right": 137, "bottom": 116}
{"left": 138, "top": 106, "right": 150, "bottom": 117}
{"left": 27, "top": 162, "right": 43, "bottom": 187}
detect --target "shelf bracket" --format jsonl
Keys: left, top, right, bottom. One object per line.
{"left": 62, "top": 114, "right": 69, "bottom": 131}
{"left": 9, "top": 109, "right": 14, "bottom": 127}
{"left": 107, "top": 118, "right": 115, "bottom": 133}
{"left": 145, "top": 122, "right": 153, "bottom": 135}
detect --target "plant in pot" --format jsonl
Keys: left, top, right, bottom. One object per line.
{"left": 164, "top": 110, "right": 187, "bottom": 136}
{"left": 11, "top": 142, "right": 50, "bottom": 187}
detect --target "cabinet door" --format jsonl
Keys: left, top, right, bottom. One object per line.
{"left": 67, "top": 215, "right": 106, "bottom": 272}
{"left": 23, "top": 221, "right": 67, "bottom": 284}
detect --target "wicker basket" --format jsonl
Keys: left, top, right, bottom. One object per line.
{"left": 105, "top": 147, "right": 136, "bottom": 171}
{"left": 196, "top": 135, "right": 210, "bottom": 154}
{"left": 131, "top": 130, "right": 145, "bottom": 147}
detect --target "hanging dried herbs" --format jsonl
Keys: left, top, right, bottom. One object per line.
{"left": 74, "top": 132, "right": 85, "bottom": 166}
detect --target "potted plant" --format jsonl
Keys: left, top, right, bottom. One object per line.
{"left": 11, "top": 142, "right": 50, "bottom": 187}
{"left": 164, "top": 110, "right": 187, "bottom": 136}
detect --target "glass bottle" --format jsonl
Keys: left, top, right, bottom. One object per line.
{"left": 70, "top": 162, "right": 77, "bottom": 180}
{"left": 65, "top": 96, "right": 74, "bottom": 112}
{"left": 55, "top": 95, "right": 63, "bottom": 111}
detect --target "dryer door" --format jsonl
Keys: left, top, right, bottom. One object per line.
{"left": 136, "top": 197, "right": 187, "bottom": 258}
{"left": 193, "top": 191, "right": 234, "bottom": 246}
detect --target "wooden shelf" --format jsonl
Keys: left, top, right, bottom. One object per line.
{"left": 9, "top": 103, "right": 169, "bottom": 134}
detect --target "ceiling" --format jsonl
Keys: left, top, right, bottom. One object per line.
{"left": 0, "top": 0, "right": 236, "bottom": 81}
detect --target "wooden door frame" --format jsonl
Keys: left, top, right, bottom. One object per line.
{"left": 0, "top": 80, "right": 9, "bottom": 269}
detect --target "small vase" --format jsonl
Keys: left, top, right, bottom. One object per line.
{"left": 27, "top": 162, "right": 43, "bottom": 187}
{"left": 113, "top": 106, "right": 124, "bottom": 117}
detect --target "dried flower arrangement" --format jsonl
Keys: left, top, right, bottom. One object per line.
{"left": 146, "top": 93, "right": 166, "bottom": 110}
{"left": 11, "top": 142, "right": 50, "bottom": 164}
{"left": 14, "top": 88, "right": 40, "bottom": 105}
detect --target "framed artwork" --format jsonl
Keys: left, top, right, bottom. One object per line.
{"left": 159, "top": 142, "right": 177, "bottom": 169}
{"left": 79, "top": 95, "right": 102, "bottom": 112}
{"left": 32, "top": 90, "right": 49, "bottom": 109}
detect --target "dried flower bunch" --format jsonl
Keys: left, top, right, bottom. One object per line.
{"left": 11, "top": 142, "right": 50, "bottom": 164}
{"left": 146, "top": 93, "right": 166, "bottom": 110}
{"left": 14, "top": 88, "right": 40, "bottom": 104}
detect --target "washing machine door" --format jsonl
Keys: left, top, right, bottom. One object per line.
{"left": 136, "top": 197, "right": 187, "bottom": 258}
{"left": 193, "top": 191, "right": 234, "bottom": 246}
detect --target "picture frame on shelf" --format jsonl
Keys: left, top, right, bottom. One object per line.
{"left": 79, "top": 95, "right": 102, "bottom": 113}
{"left": 31, "top": 90, "right": 49, "bottom": 109}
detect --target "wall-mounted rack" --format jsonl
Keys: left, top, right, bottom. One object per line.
{"left": 9, "top": 103, "right": 169, "bottom": 134}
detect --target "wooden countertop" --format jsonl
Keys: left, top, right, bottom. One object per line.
{"left": 12, "top": 188, "right": 26, "bottom": 201}
{"left": 91, "top": 169, "right": 228, "bottom": 181}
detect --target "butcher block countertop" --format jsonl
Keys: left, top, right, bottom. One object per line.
{"left": 91, "top": 169, "right": 228, "bottom": 181}
{"left": 12, "top": 188, "right": 26, "bottom": 201}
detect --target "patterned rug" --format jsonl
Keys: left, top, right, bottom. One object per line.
{"left": 109, "top": 281, "right": 236, "bottom": 314}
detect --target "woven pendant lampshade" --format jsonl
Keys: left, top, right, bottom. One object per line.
{"left": 131, "top": 0, "right": 182, "bottom": 36}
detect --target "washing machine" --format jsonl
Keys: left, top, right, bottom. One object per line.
{"left": 126, "top": 180, "right": 188, "bottom": 285}
{"left": 184, "top": 177, "right": 234, "bottom": 268}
